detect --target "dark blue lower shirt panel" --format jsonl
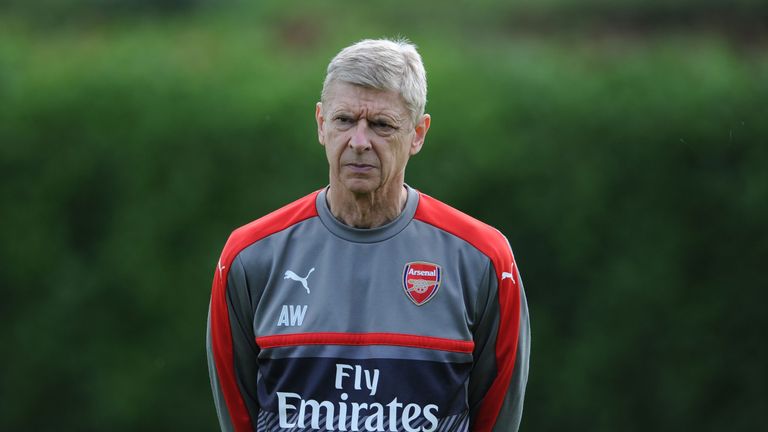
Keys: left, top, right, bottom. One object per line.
{"left": 257, "top": 356, "right": 470, "bottom": 415}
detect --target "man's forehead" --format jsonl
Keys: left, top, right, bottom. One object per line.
{"left": 325, "top": 82, "right": 408, "bottom": 117}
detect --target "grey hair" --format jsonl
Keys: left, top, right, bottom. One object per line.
{"left": 321, "top": 38, "right": 427, "bottom": 124}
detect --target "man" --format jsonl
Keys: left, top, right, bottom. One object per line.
{"left": 207, "top": 38, "right": 530, "bottom": 432}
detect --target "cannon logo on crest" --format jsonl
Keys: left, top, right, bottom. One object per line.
{"left": 402, "top": 261, "right": 441, "bottom": 306}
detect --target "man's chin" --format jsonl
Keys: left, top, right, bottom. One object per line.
{"left": 340, "top": 178, "right": 379, "bottom": 195}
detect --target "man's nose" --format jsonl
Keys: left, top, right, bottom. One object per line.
{"left": 348, "top": 120, "right": 372, "bottom": 152}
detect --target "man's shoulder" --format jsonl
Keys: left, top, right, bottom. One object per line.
{"left": 221, "top": 190, "right": 320, "bottom": 262}
{"left": 414, "top": 191, "right": 512, "bottom": 262}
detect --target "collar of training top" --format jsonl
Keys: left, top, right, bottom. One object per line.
{"left": 316, "top": 185, "right": 420, "bottom": 243}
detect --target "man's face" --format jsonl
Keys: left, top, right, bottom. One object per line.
{"left": 316, "top": 82, "right": 430, "bottom": 196}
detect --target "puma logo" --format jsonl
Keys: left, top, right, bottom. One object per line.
{"left": 502, "top": 263, "right": 517, "bottom": 284}
{"left": 283, "top": 268, "right": 315, "bottom": 294}
{"left": 217, "top": 259, "right": 226, "bottom": 279}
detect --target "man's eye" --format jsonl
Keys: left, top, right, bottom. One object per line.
{"left": 335, "top": 116, "right": 354, "bottom": 125}
{"left": 372, "top": 121, "right": 395, "bottom": 132}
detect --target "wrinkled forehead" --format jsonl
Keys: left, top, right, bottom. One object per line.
{"left": 323, "top": 82, "right": 410, "bottom": 120}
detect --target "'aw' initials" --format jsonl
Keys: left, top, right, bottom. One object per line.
{"left": 277, "top": 305, "right": 307, "bottom": 327}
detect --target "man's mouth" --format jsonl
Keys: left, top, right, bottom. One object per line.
{"left": 345, "top": 163, "right": 376, "bottom": 172}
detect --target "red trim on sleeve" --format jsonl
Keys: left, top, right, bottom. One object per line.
{"left": 414, "top": 192, "right": 522, "bottom": 432}
{"left": 210, "top": 191, "right": 319, "bottom": 432}
{"left": 256, "top": 332, "right": 475, "bottom": 353}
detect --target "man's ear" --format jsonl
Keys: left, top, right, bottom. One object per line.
{"left": 315, "top": 102, "right": 325, "bottom": 146}
{"left": 410, "top": 114, "right": 431, "bottom": 156}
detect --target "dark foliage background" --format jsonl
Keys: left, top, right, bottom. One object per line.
{"left": 1, "top": 1, "right": 766, "bottom": 430}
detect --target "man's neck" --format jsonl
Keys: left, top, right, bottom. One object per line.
{"left": 326, "top": 184, "right": 408, "bottom": 229}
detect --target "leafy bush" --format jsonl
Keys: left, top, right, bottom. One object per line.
{"left": 1, "top": 6, "right": 766, "bottom": 431}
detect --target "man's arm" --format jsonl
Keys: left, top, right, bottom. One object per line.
{"left": 207, "top": 254, "right": 260, "bottom": 431}
{"left": 469, "top": 254, "right": 531, "bottom": 432}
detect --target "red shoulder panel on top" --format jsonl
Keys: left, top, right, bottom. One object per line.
{"left": 210, "top": 190, "right": 319, "bottom": 432}
{"left": 414, "top": 192, "right": 511, "bottom": 263}
{"left": 221, "top": 190, "right": 320, "bottom": 266}
{"left": 414, "top": 191, "right": 522, "bottom": 432}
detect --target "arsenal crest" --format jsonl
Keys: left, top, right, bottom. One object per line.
{"left": 403, "top": 261, "right": 441, "bottom": 306}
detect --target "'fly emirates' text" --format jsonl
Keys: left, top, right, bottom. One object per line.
{"left": 277, "top": 363, "right": 440, "bottom": 431}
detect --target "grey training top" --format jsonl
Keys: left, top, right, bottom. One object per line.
{"left": 207, "top": 186, "right": 530, "bottom": 432}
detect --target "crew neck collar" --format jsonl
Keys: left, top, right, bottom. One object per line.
{"left": 316, "top": 185, "right": 419, "bottom": 243}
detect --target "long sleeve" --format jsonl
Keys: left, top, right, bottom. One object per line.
{"left": 469, "top": 256, "right": 531, "bottom": 432}
{"left": 207, "top": 254, "right": 260, "bottom": 431}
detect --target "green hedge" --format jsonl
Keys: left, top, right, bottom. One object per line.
{"left": 1, "top": 11, "right": 766, "bottom": 432}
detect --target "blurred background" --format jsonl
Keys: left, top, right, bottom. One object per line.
{"left": 1, "top": 0, "right": 766, "bottom": 430}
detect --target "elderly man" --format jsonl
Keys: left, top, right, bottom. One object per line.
{"left": 207, "top": 38, "right": 530, "bottom": 432}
